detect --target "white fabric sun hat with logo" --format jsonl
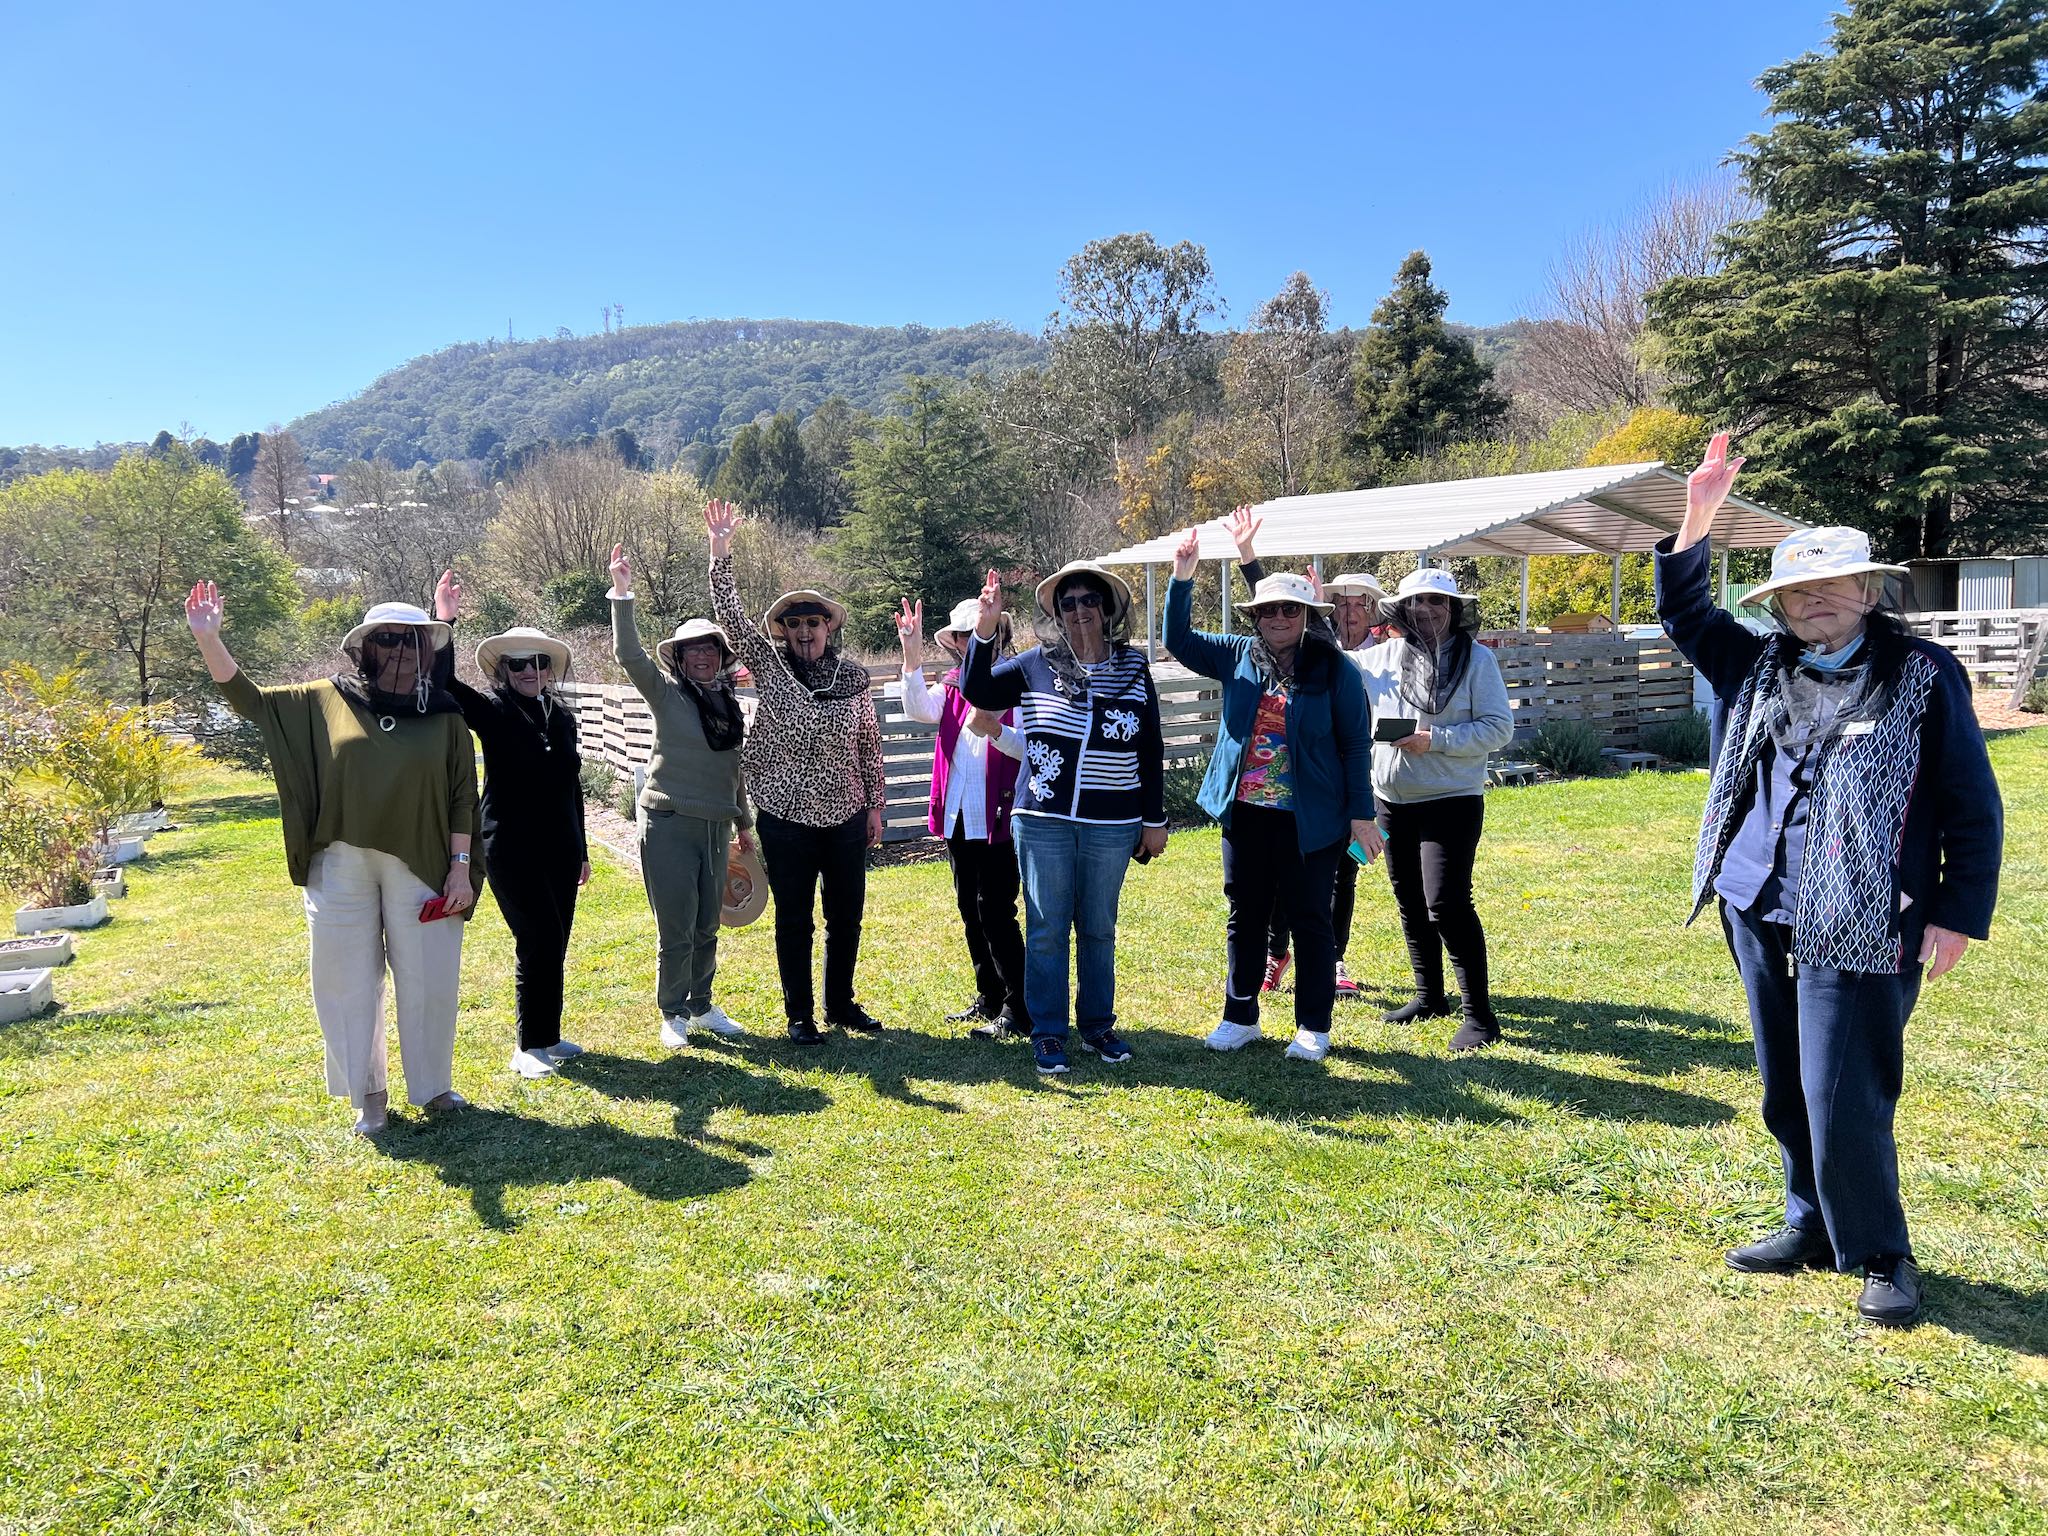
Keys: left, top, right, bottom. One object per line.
{"left": 1739, "top": 527, "right": 1908, "bottom": 609}
{"left": 1234, "top": 571, "right": 1333, "bottom": 617}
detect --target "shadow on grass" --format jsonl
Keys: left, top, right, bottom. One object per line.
{"left": 172, "top": 791, "right": 279, "bottom": 828}
{"left": 1928, "top": 1274, "right": 2048, "bottom": 1356}
{"left": 1491, "top": 992, "right": 1754, "bottom": 1077}
{"left": 0, "top": 999, "right": 222, "bottom": 1055}
{"left": 376, "top": 1052, "right": 831, "bottom": 1229}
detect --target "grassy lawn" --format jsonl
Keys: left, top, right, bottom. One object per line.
{"left": 3, "top": 729, "right": 2044, "bottom": 1535}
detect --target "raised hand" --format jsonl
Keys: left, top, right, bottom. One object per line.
{"left": 894, "top": 597, "right": 924, "bottom": 660}
{"left": 703, "top": 499, "right": 743, "bottom": 557}
{"left": 184, "top": 580, "right": 224, "bottom": 640}
{"left": 974, "top": 568, "right": 1003, "bottom": 640}
{"left": 608, "top": 543, "right": 633, "bottom": 596}
{"left": 965, "top": 707, "right": 1000, "bottom": 739}
{"left": 1224, "top": 504, "right": 1262, "bottom": 562}
{"left": 1172, "top": 526, "right": 1202, "bottom": 582}
{"left": 1307, "top": 568, "right": 1326, "bottom": 603}
{"left": 1680, "top": 431, "right": 1745, "bottom": 551}
{"left": 434, "top": 569, "right": 462, "bottom": 623}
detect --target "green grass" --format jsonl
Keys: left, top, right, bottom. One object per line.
{"left": 3, "top": 732, "right": 2045, "bottom": 1534}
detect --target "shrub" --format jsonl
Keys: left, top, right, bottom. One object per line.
{"left": 1161, "top": 758, "right": 1212, "bottom": 826}
{"left": 1527, "top": 718, "right": 1608, "bottom": 778}
{"left": 476, "top": 590, "right": 519, "bottom": 634}
{"left": 1, "top": 663, "right": 198, "bottom": 841}
{"left": 2024, "top": 678, "right": 2047, "bottom": 714}
{"left": 543, "top": 570, "right": 613, "bottom": 631}
{"left": 579, "top": 758, "right": 618, "bottom": 803}
{"left": 1642, "top": 711, "right": 1711, "bottom": 765}
{"left": 0, "top": 789, "right": 95, "bottom": 910}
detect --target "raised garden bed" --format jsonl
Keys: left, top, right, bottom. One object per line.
{"left": 14, "top": 895, "right": 109, "bottom": 933}
{"left": 0, "top": 968, "right": 55, "bottom": 1025}
{"left": 92, "top": 868, "right": 127, "bottom": 899}
{"left": 0, "top": 933, "right": 74, "bottom": 968}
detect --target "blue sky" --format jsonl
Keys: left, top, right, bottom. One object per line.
{"left": 0, "top": 0, "right": 1842, "bottom": 448}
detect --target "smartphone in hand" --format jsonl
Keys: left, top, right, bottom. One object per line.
{"left": 1373, "top": 716, "right": 1418, "bottom": 744}
{"left": 419, "top": 896, "right": 453, "bottom": 922}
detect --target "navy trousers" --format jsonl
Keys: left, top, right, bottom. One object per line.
{"left": 1720, "top": 900, "right": 1921, "bottom": 1271}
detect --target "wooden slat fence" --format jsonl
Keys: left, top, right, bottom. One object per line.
{"left": 1904, "top": 609, "right": 2048, "bottom": 698}
{"left": 559, "top": 639, "right": 1695, "bottom": 842}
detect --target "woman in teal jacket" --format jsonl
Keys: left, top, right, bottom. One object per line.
{"left": 1163, "top": 526, "right": 1379, "bottom": 1062}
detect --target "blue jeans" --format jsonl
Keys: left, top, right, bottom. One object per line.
{"left": 1012, "top": 815, "right": 1140, "bottom": 1042}
{"left": 1721, "top": 900, "right": 1921, "bottom": 1270}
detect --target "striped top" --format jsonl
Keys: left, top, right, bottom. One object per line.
{"left": 961, "top": 637, "right": 1166, "bottom": 826}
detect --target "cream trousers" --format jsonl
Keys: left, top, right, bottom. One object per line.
{"left": 304, "top": 842, "right": 465, "bottom": 1107}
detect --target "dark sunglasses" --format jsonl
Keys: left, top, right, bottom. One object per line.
{"left": 364, "top": 629, "right": 415, "bottom": 648}
{"left": 501, "top": 654, "right": 551, "bottom": 673}
{"left": 1057, "top": 591, "right": 1105, "bottom": 613}
{"left": 781, "top": 616, "right": 828, "bottom": 631}
{"left": 1256, "top": 602, "right": 1304, "bottom": 619}
{"left": 1407, "top": 594, "right": 1452, "bottom": 607}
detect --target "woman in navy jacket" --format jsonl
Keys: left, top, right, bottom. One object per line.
{"left": 1163, "top": 525, "right": 1378, "bottom": 1063}
{"left": 1657, "top": 434, "right": 2002, "bottom": 1328}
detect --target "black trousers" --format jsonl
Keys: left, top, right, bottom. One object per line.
{"left": 487, "top": 851, "right": 581, "bottom": 1051}
{"left": 947, "top": 828, "right": 1028, "bottom": 1022}
{"left": 1222, "top": 802, "right": 1342, "bottom": 1033}
{"left": 1269, "top": 855, "right": 1358, "bottom": 963}
{"left": 1379, "top": 794, "right": 1491, "bottom": 1020}
{"left": 755, "top": 808, "right": 868, "bottom": 1024}
{"left": 1722, "top": 901, "right": 1919, "bottom": 1269}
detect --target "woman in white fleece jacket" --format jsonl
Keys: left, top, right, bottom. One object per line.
{"left": 1353, "top": 568, "right": 1513, "bottom": 1052}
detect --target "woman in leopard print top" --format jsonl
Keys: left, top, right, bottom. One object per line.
{"left": 706, "top": 500, "right": 883, "bottom": 1044}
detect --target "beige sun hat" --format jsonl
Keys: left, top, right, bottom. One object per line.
{"left": 1034, "top": 561, "right": 1134, "bottom": 623}
{"left": 1739, "top": 527, "right": 1908, "bottom": 608}
{"left": 763, "top": 589, "right": 848, "bottom": 637}
{"left": 656, "top": 617, "right": 735, "bottom": 671}
{"left": 721, "top": 838, "right": 769, "bottom": 927}
{"left": 341, "top": 601, "right": 451, "bottom": 654}
{"left": 936, "top": 596, "right": 1011, "bottom": 649}
{"left": 476, "top": 626, "right": 571, "bottom": 678}
{"left": 1323, "top": 572, "right": 1389, "bottom": 602}
{"left": 1235, "top": 571, "right": 1332, "bottom": 617}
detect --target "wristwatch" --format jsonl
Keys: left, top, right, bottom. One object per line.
{"left": 450, "top": 852, "right": 471, "bottom": 864}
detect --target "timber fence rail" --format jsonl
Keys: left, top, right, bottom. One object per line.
{"left": 1904, "top": 609, "right": 2048, "bottom": 700}
{"left": 559, "top": 633, "right": 1697, "bottom": 845}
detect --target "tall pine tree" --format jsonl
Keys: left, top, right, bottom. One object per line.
{"left": 1351, "top": 251, "right": 1506, "bottom": 474}
{"left": 1648, "top": 0, "right": 2048, "bottom": 558}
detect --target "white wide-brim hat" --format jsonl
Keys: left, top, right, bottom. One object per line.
{"left": 476, "top": 626, "right": 571, "bottom": 677}
{"left": 1034, "top": 561, "right": 1133, "bottom": 623}
{"left": 341, "top": 601, "right": 451, "bottom": 654}
{"left": 1323, "top": 572, "right": 1389, "bottom": 602}
{"left": 656, "top": 617, "right": 736, "bottom": 671}
{"left": 937, "top": 596, "right": 1011, "bottom": 648}
{"left": 1740, "top": 527, "right": 1908, "bottom": 608}
{"left": 763, "top": 589, "right": 848, "bottom": 637}
{"left": 1235, "top": 571, "right": 1332, "bottom": 617}
{"left": 1392, "top": 568, "right": 1476, "bottom": 602}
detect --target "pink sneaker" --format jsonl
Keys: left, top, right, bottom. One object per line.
{"left": 1261, "top": 952, "right": 1290, "bottom": 992}
{"left": 1333, "top": 961, "right": 1363, "bottom": 998}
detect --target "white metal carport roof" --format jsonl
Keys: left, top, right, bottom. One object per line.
{"left": 1095, "top": 461, "right": 1804, "bottom": 566}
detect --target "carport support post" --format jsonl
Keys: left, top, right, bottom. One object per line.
{"left": 1219, "top": 558, "right": 1232, "bottom": 632}
{"left": 1610, "top": 554, "right": 1623, "bottom": 627}
{"left": 1719, "top": 548, "right": 1731, "bottom": 608}
{"left": 1145, "top": 564, "right": 1158, "bottom": 661}
{"left": 1518, "top": 556, "right": 1530, "bottom": 631}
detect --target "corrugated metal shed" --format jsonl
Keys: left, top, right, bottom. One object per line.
{"left": 1958, "top": 559, "right": 2013, "bottom": 611}
{"left": 1094, "top": 462, "right": 1804, "bottom": 566}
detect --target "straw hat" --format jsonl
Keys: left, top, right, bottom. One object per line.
{"left": 721, "top": 838, "right": 770, "bottom": 926}
{"left": 1234, "top": 572, "right": 1332, "bottom": 617}
{"left": 341, "top": 601, "right": 450, "bottom": 653}
{"left": 1034, "top": 561, "right": 1134, "bottom": 623}
{"left": 1740, "top": 527, "right": 1907, "bottom": 608}
{"left": 475, "top": 626, "right": 571, "bottom": 678}
{"left": 655, "top": 617, "right": 735, "bottom": 672}
{"left": 1323, "top": 572, "right": 1389, "bottom": 603}
{"left": 763, "top": 589, "right": 848, "bottom": 637}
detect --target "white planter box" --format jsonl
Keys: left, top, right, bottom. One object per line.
{"left": 99, "top": 836, "right": 146, "bottom": 866}
{"left": 0, "top": 933, "right": 72, "bottom": 968}
{"left": 0, "top": 968, "right": 55, "bottom": 1025}
{"left": 14, "top": 895, "right": 109, "bottom": 933}
{"left": 115, "top": 809, "right": 170, "bottom": 835}
{"left": 92, "top": 869, "right": 126, "bottom": 899}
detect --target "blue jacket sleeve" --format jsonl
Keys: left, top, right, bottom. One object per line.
{"left": 961, "top": 633, "right": 1027, "bottom": 712}
{"left": 1923, "top": 651, "right": 2003, "bottom": 939}
{"left": 1329, "top": 652, "right": 1374, "bottom": 821}
{"left": 1164, "top": 576, "right": 1251, "bottom": 681}
{"left": 1655, "top": 536, "right": 1764, "bottom": 702}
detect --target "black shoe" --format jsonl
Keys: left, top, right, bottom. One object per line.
{"left": 1448, "top": 1012, "right": 1501, "bottom": 1054}
{"left": 1081, "top": 1028, "right": 1132, "bottom": 1064}
{"left": 1858, "top": 1255, "right": 1922, "bottom": 1326}
{"left": 786, "top": 1017, "right": 824, "bottom": 1045}
{"left": 945, "top": 999, "right": 991, "bottom": 1025}
{"left": 969, "top": 1008, "right": 1028, "bottom": 1041}
{"left": 828, "top": 1005, "right": 884, "bottom": 1035}
{"left": 1724, "top": 1224, "right": 1834, "bottom": 1274}
{"left": 1383, "top": 994, "right": 1453, "bottom": 1025}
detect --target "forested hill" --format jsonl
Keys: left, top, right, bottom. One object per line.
{"left": 287, "top": 318, "right": 1046, "bottom": 470}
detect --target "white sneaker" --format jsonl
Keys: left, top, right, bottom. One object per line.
{"left": 1204, "top": 1020, "right": 1264, "bottom": 1052}
{"left": 694, "top": 1005, "right": 744, "bottom": 1037}
{"left": 510, "top": 1048, "right": 559, "bottom": 1079}
{"left": 544, "top": 1039, "right": 585, "bottom": 1061}
{"left": 1284, "top": 1029, "right": 1330, "bottom": 1062}
{"left": 659, "top": 1016, "right": 690, "bottom": 1049}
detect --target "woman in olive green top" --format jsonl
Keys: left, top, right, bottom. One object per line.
{"left": 186, "top": 581, "right": 481, "bottom": 1136}
{"left": 606, "top": 544, "right": 756, "bottom": 1046}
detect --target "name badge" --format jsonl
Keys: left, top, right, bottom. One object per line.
{"left": 1842, "top": 721, "right": 1876, "bottom": 737}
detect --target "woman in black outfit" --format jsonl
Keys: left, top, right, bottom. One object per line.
{"left": 434, "top": 571, "right": 592, "bottom": 1078}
